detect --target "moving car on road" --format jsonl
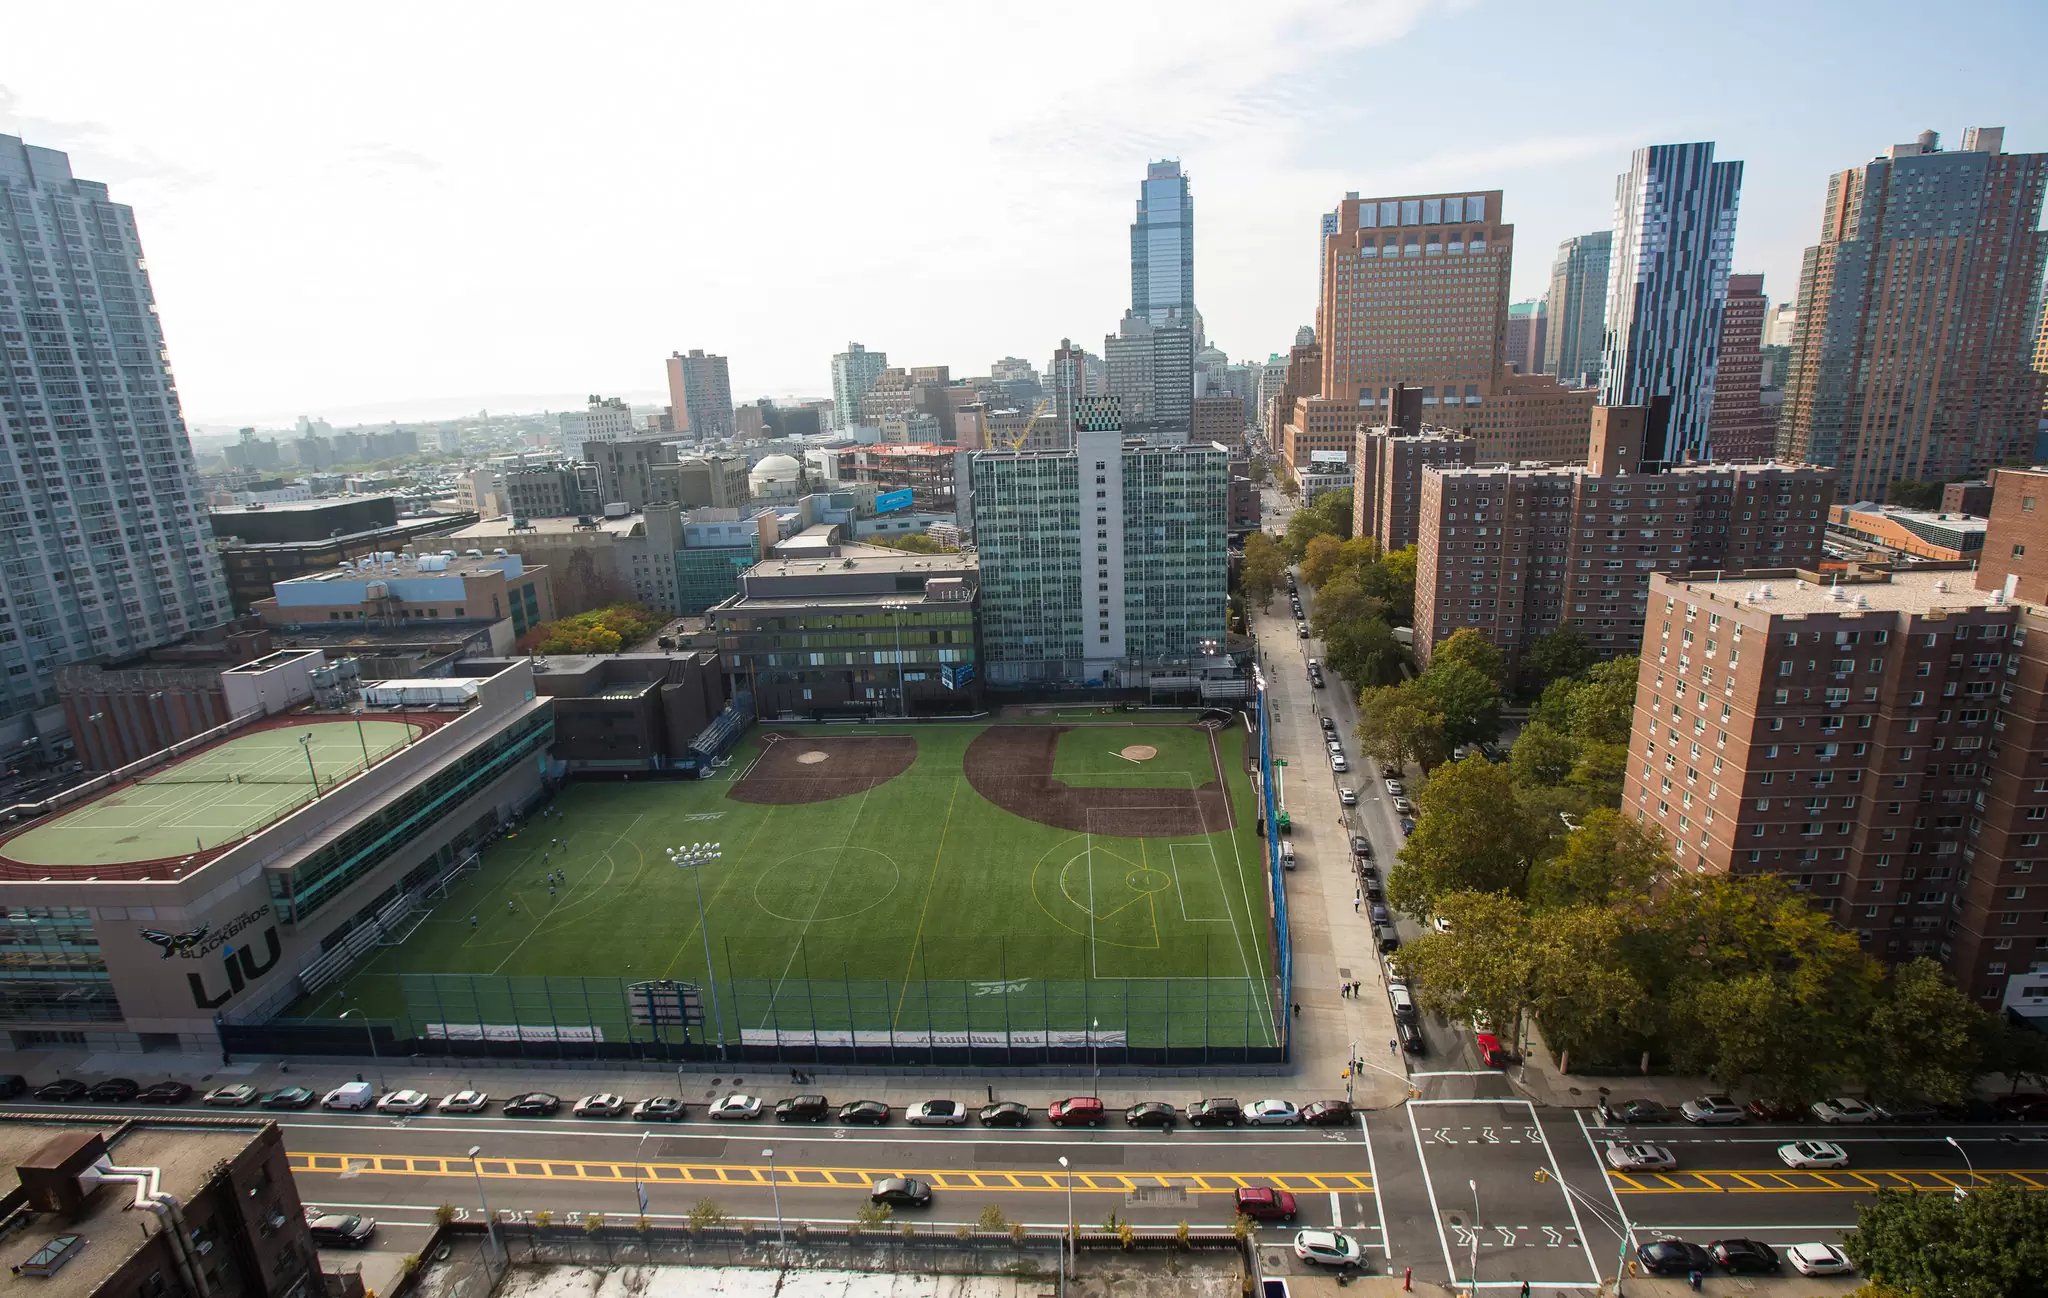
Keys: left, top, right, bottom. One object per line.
{"left": 978, "top": 1102, "right": 1030, "bottom": 1127}
{"left": 1787, "top": 1243, "right": 1854, "bottom": 1277}
{"left": 1711, "top": 1239, "right": 1780, "bottom": 1274}
{"left": 377, "top": 1090, "right": 432, "bottom": 1115}
{"left": 838, "top": 1099, "right": 891, "bottom": 1125}
{"left": 1125, "top": 1101, "right": 1176, "bottom": 1128}
{"left": 1680, "top": 1094, "right": 1746, "bottom": 1125}
{"left": 206, "top": 1084, "right": 259, "bottom": 1107}
{"left": 572, "top": 1093, "right": 626, "bottom": 1118}
{"left": 438, "top": 1091, "right": 490, "bottom": 1114}
{"left": 503, "top": 1093, "right": 560, "bottom": 1117}
{"left": 1048, "top": 1097, "right": 1105, "bottom": 1127}
{"left": 908, "top": 1099, "right": 968, "bottom": 1127}
{"left": 1778, "top": 1140, "right": 1849, "bottom": 1169}
{"left": 869, "top": 1176, "right": 932, "bottom": 1208}
{"left": 1245, "top": 1099, "right": 1301, "bottom": 1126}
{"left": 1474, "top": 1032, "right": 1521, "bottom": 1068}
{"left": 775, "top": 1095, "right": 831, "bottom": 1123}
{"left": 1292, "top": 1230, "right": 1363, "bottom": 1268}
{"left": 1636, "top": 1240, "right": 1714, "bottom": 1276}
{"left": 709, "top": 1094, "right": 763, "bottom": 1121}
{"left": 1604, "top": 1143, "right": 1677, "bottom": 1171}
{"left": 1811, "top": 1096, "right": 1878, "bottom": 1124}
{"left": 632, "top": 1097, "right": 685, "bottom": 1122}
{"left": 1233, "top": 1187, "right": 1297, "bottom": 1221}
{"left": 307, "top": 1213, "right": 377, "bottom": 1248}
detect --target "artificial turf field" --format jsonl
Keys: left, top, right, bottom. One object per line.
{"left": 294, "top": 718, "right": 1279, "bottom": 1048}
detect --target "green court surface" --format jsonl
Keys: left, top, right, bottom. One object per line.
{"left": 0, "top": 720, "right": 421, "bottom": 868}
{"left": 293, "top": 720, "right": 1279, "bottom": 1049}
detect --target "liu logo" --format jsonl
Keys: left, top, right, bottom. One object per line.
{"left": 144, "top": 906, "right": 283, "bottom": 1010}
{"left": 138, "top": 925, "right": 211, "bottom": 960}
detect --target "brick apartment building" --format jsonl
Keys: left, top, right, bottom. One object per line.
{"left": 1193, "top": 393, "right": 1246, "bottom": 450}
{"left": 1979, "top": 464, "right": 2048, "bottom": 602}
{"left": 1353, "top": 425, "right": 1478, "bottom": 551}
{"left": 1705, "top": 272, "right": 1777, "bottom": 463}
{"left": 1624, "top": 564, "right": 2047, "bottom": 1003}
{"left": 1413, "top": 407, "right": 1835, "bottom": 665}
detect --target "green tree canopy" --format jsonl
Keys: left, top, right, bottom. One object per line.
{"left": 1414, "top": 658, "right": 1502, "bottom": 750}
{"left": 1527, "top": 808, "right": 1665, "bottom": 911}
{"left": 1507, "top": 721, "right": 1578, "bottom": 790}
{"left": 1429, "top": 628, "right": 1507, "bottom": 687}
{"left": 1864, "top": 959, "right": 1986, "bottom": 1105}
{"left": 1531, "top": 656, "right": 1639, "bottom": 745}
{"left": 517, "top": 603, "right": 662, "bottom": 655}
{"left": 1240, "top": 531, "right": 1285, "bottom": 610}
{"left": 1885, "top": 478, "right": 1945, "bottom": 510}
{"left": 1324, "top": 616, "right": 1405, "bottom": 687}
{"left": 1388, "top": 758, "right": 1542, "bottom": 915}
{"left": 1844, "top": 1184, "right": 2048, "bottom": 1298}
{"left": 1283, "top": 488, "right": 1354, "bottom": 559}
{"left": 1518, "top": 627, "right": 1593, "bottom": 695}
{"left": 1397, "top": 890, "right": 1536, "bottom": 1032}
{"left": 1299, "top": 534, "right": 1348, "bottom": 589}
{"left": 1355, "top": 684, "right": 1447, "bottom": 772}
{"left": 1362, "top": 546, "right": 1417, "bottom": 627}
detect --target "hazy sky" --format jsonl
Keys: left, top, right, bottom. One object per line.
{"left": 4, "top": 0, "right": 2043, "bottom": 427}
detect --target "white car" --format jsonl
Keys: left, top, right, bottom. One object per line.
{"left": 1338, "top": 787, "right": 1358, "bottom": 806}
{"left": 574, "top": 1093, "right": 628, "bottom": 1118}
{"left": 1384, "top": 779, "right": 1405, "bottom": 795}
{"left": 1604, "top": 1142, "right": 1678, "bottom": 1171}
{"left": 1786, "top": 1242, "right": 1855, "bottom": 1277}
{"left": 1811, "top": 1096, "right": 1878, "bottom": 1124}
{"left": 1292, "top": 1230, "right": 1362, "bottom": 1268}
{"left": 1431, "top": 915, "right": 1452, "bottom": 934}
{"left": 1245, "top": 1099, "right": 1301, "bottom": 1126}
{"left": 1332, "top": 755, "right": 1349, "bottom": 773}
{"left": 709, "top": 1093, "right": 762, "bottom": 1121}
{"left": 907, "top": 1099, "right": 968, "bottom": 1127}
{"left": 376, "top": 1089, "right": 430, "bottom": 1115}
{"left": 437, "top": 1090, "right": 489, "bottom": 1113}
{"left": 1391, "top": 796, "right": 1414, "bottom": 814}
{"left": 1778, "top": 1140, "right": 1849, "bottom": 1169}
{"left": 1679, "top": 1094, "right": 1746, "bottom": 1125}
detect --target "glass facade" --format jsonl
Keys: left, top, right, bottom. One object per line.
{"left": 975, "top": 456, "right": 1085, "bottom": 677}
{"left": 1130, "top": 162, "right": 1195, "bottom": 328}
{"left": 1122, "top": 449, "right": 1229, "bottom": 661}
{"left": 0, "top": 906, "right": 121, "bottom": 1023}
{"left": 677, "top": 545, "right": 755, "bottom": 615}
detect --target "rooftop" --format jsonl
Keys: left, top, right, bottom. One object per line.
{"left": 211, "top": 494, "right": 400, "bottom": 515}
{"left": 749, "top": 547, "right": 976, "bottom": 578}
{"left": 452, "top": 514, "right": 648, "bottom": 539}
{"left": 1663, "top": 568, "right": 2002, "bottom": 617}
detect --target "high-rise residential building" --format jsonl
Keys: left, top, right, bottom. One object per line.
{"left": 1543, "top": 229, "right": 1612, "bottom": 385}
{"left": 1353, "top": 424, "right": 1477, "bottom": 552}
{"left": 665, "top": 349, "right": 734, "bottom": 438}
{"left": 558, "top": 394, "right": 636, "bottom": 456}
{"left": 1412, "top": 407, "right": 1833, "bottom": 664}
{"left": 1506, "top": 300, "right": 1548, "bottom": 374}
{"left": 1766, "top": 302, "right": 1798, "bottom": 349}
{"left": 971, "top": 426, "right": 1227, "bottom": 684}
{"left": 1624, "top": 566, "right": 2048, "bottom": 1003}
{"left": 1104, "top": 311, "right": 1195, "bottom": 441}
{"left": 1048, "top": 338, "right": 1088, "bottom": 447}
{"left": 0, "top": 136, "right": 231, "bottom": 721}
{"left": 1600, "top": 142, "right": 1745, "bottom": 463}
{"left": 1777, "top": 127, "right": 2047, "bottom": 502}
{"left": 1707, "top": 273, "right": 1777, "bottom": 462}
{"left": 1131, "top": 160, "right": 1195, "bottom": 329}
{"left": 1978, "top": 464, "right": 2048, "bottom": 603}
{"left": 831, "top": 342, "right": 889, "bottom": 430}
{"left": 1256, "top": 355, "right": 1288, "bottom": 434}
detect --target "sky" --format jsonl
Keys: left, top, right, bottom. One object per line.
{"left": 3, "top": 0, "right": 2044, "bottom": 429}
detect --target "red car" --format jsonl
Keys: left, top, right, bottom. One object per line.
{"left": 1048, "top": 1096, "right": 1105, "bottom": 1128}
{"left": 1475, "top": 1033, "right": 1521, "bottom": 1068}
{"left": 1745, "top": 1098, "right": 1805, "bottom": 1123}
{"left": 1233, "top": 1187, "right": 1299, "bottom": 1221}
{"left": 1301, "top": 1100, "right": 1354, "bottom": 1127}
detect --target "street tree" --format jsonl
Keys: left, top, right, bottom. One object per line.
{"left": 1527, "top": 809, "right": 1666, "bottom": 911}
{"left": 1397, "top": 890, "right": 1536, "bottom": 1031}
{"left": 1240, "top": 532, "right": 1285, "bottom": 609}
{"left": 1518, "top": 627, "right": 1593, "bottom": 695}
{"left": 1414, "top": 658, "right": 1501, "bottom": 750}
{"left": 1429, "top": 628, "right": 1507, "bottom": 687}
{"left": 1843, "top": 1184, "right": 2048, "bottom": 1298}
{"left": 1362, "top": 546, "right": 1417, "bottom": 627}
{"left": 1355, "top": 684, "right": 1447, "bottom": 772}
{"left": 1980, "top": 1014, "right": 2048, "bottom": 1093}
{"left": 1299, "top": 534, "right": 1347, "bottom": 589}
{"left": 1864, "top": 958, "right": 1985, "bottom": 1105}
{"left": 1387, "top": 758, "right": 1541, "bottom": 914}
{"left": 1324, "top": 616, "right": 1405, "bottom": 687}
{"left": 1506, "top": 721, "right": 1578, "bottom": 790}
{"left": 1526, "top": 904, "right": 1651, "bottom": 1066}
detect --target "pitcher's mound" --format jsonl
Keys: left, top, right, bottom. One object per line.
{"left": 796, "top": 751, "right": 830, "bottom": 765}
{"left": 1120, "top": 745, "right": 1158, "bottom": 762}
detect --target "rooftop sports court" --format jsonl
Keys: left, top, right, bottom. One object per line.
{"left": 0, "top": 718, "right": 424, "bottom": 875}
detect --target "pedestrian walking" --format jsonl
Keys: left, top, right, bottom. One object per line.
{"left": 1687, "top": 1271, "right": 1702, "bottom": 1292}
{"left": 1521, "top": 1283, "right": 1531, "bottom": 1298}
{"left": 1389, "top": 1037, "right": 1398, "bottom": 1055}
{"left": 1354, "top": 894, "right": 1362, "bottom": 913}
{"left": 470, "top": 914, "right": 478, "bottom": 929}
{"left": 1292, "top": 1002, "right": 1301, "bottom": 1017}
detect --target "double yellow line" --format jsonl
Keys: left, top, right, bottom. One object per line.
{"left": 1609, "top": 1167, "right": 2048, "bottom": 1194}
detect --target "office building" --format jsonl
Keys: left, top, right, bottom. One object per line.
{"left": 1766, "top": 302, "right": 1798, "bottom": 349}
{"left": 1462, "top": 368, "right": 1601, "bottom": 464}
{"left": 453, "top": 505, "right": 683, "bottom": 616}
{"left": 1105, "top": 312, "right": 1196, "bottom": 440}
{"left": 1600, "top": 142, "right": 1745, "bottom": 462}
{"left": 1353, "top": 424, "right": 1478, "bottom": 552}
{"left": 673, "top": 453, "right": 750, "bottom": 509}
{"left": 1193, "top": 393, "right": 1246, "bottom": 450}
{"left": 211, "top": 497, "right": 478, "bottom": 612}
{"left": 1942, "top": 480, "right": 1995, "bottom": 516}
{"left": 1506, "top": 300, "right": 1547, "bottom": 374}
{"left": 586, "top": 436, "right": 677, "bottom": 511}
{"left": 558, "top": 394, "right": 637, "bottom": 455}
{"left": 494, "top": 461, "right": 589, "bottom": 519}
{"left": 1131, "top": 160, "right": 1195, "bottom": 329}
{"left": 831, "top": 342, "right": 888, "bottom": 430}
{"left": 712, "top": 548, "right": 980, "bottom": 717}
{"left": 1828, "top": 503, "right": 1987, "bottom": 563}
{"left": 0, "top": 137, "right": 233, "bottom": 722}
{"left": 0, "top": 1119, "right": 320, "bottom": 1298}
{"left": 252, "top": 551, "right": 555, "bottom": 641}
{"left": 1544, "top": 230, "right": 1612, "bottom": 385}
{"left": 1978, "top": 464, "right": 2048, "bottom": 603}
{"left": 971, "top": 429, "right": 1227, "bottom": 684}
{"left": 1777, "top": 127, "right": 2047, "bottom": 501}
{"left": 665, "top": 349, "right": 735, "bottom": 438}
{"left": 1707, "top": 273, "right": 1777, "bottom": 462}
{"left": 1624, "top": 567, "right": 2048, "bottom": 1003}
{"left": 1413, "top": 407, "right": 1832, "bottom": 664}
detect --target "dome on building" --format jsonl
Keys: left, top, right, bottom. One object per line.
{"left": 749, "top": 453, "right": 803, "bottom": 495}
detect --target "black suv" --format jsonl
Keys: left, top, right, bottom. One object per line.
{"left": 88, "top": 1078, "right": 140, "bottom": 1103}
{"left": 776, "top": 1094, "right": 831, "bottom": 1123}
{"left": 1638, "top": 1241, "right": 1713, "bottom": 1276}
{"left": 308, "top": 1214, "right": 377, "bottom": 1248}
{"left": 1711, "top": 1239, "right": 1779, "bottom": 1274}
{"left": 1186, "top": 1098, "right": 1243, "bottom": 1127}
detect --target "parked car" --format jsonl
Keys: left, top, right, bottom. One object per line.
{"left": 378, "top": 1089, "right": 432, "bottom": 1115}
{"left": 838, "top": 1099, "right": 891, "bottom": 1125}
{"left": 1320, "top": 717, "right": 1336, "bottom": 735}
{"left": 1711, "top": 1239, "right": 1780, "bottom": 1274}
{"left": 503, "top": 1092, "right": 560, "bottom": 1117}
{"left": 261, "top": 1087, "right": 316, "bottom": 1110}
{"left": 1332, "top": 755, "right": 1349, "bottom": 773}
{"left": 1364, "top": 877, "right": 1386, "bottom": 902}
{"left": 1388, "top": 984, "right": 1418, "bottom": 1023}
{"left": 1680, "top": 1094, "right": 1746, "bottom": 1126}
{"left": 1598, "top": 1098, "right": 1671, "bottom": 1124}
{"left": 1874, "top": 1101, "right": 1941, "bottom": 1124}
{"left": 1380, "top": 766, "right": 1401, "bottom": 779}
{"left": 307, "top": 1214, "right": 377, "bottom": 1249}
{"left": 1811, "top": 1096, "right": 1878, "bottom": 1124}
{"left": 322, "top": 1082, "right": 375, "bottom": 1111}
{"left": 1778, "top": 1140, "right": 1849, "bottom": 1169}
{"left": 1369, "top": 903, "right": 1391, "bottom": 925}
{"left": 572, "top": 1093, "right": 627, "bottom": 1118}
{"left": 1245, "top": 1099, "right": 1301, "bottom": 1126}
{"left": 0, "top": 1075, "right": 25, "bottom": 1101}
{"left": 1232, "top": 1186, "right": 1298, "bottom": 1221}
{"left": 1391, "top": 797, "right": 1413, "bottom": 814}
{"left": 1351, "top": 836, "right": 1372, "bottom": 858}
{"left": 1310, "top": 673, "right": 1325, "bottom": 689}
{"left": 709, "top": 1094, "right": 763, "bottom": 1121}
{"left": 868, "top": 1176, "right": 932, "bottom": 1208}
{"left": 1474, "top": 1032, "right": 1520, "bottom": 1068}
{"left": 1339, "top": 788, "right": 1357, "bottom": 806}
{"left": 1048, "top": 1097, "right": 1105, "bottom": 1127}
{"left": 1993, "top": 1092, "right": 2048, "bottom": 1122}
{"left": 1186, "top": 1098, "right": 1244, "bottom": 1127}
{"left": 1744, "top": 1098, "right": 1805, "bottom": 1123}
{"left": 206, "top": 1084, "right": 260, "bottom": 1107}
{"left": 88, "top": 1078, "right": 140, "bottom": 1103}
{"left": 908, "top": 1099, "right": 968, "bottom": 1127}
{"left": 1301, "top": 1100, "right": 1354, "bottom": 1127}
{"left": 1787, "top": 1243, "right": 1855, "bottom": 1277}
{"left": 1636, "top": 1240, "right": 1714, "bottom": 1276}
{"left": 775, "top": 1095, "right": 831, "bottom": 1123}
{"left": 1376, "top": 925, "right": 1402, "bottom": 955}
{"left": 1396, "top": 1020, "right": 1427, "bottom": 1054}
{"left": 438, "top": 1090, "right": 491, "bottom": 1114}
{"left": 1292, "top": 1230, "right": 1363, "bottom": 1268}
{"left": 1936, "top": 1098, "right": 1999, "bottom": 1123}
{"left": 1398, "top": 818, "right": 1414, "bottom": 835}
{"left": 632, "top": 1097, "right": 685, "bottom": 1122}
{"left": 1604, "top": 1143, "right": 1678, "bottom": 1172}
{"left": 978, "top": 1102, "right": 1030, "bottom": 1128}
{"left": 1125, "top": 1101, "right": 1176, "bottom": 1128}
{"left": 1384, "top": 780, "right": 1404, "bottom": 795}
{"left": 136, "top": 1081, "right": 193, "bottom": 1105}
{"left": 1297, "top": 624, "right": 1309, "bottom": 639}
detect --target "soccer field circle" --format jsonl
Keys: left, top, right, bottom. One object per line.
{"left": 751, "top": 845, "right": 902, "bottom": 923}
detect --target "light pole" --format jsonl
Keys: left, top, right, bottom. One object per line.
{"left": 763, "top": 1147, "right": 784, "bottom": 1245}
{"left": 666, "top": 843, "right": 725, "bottom": 1058}
{"left": 1346, "top": 1039, "right": 1357, "bottom": 1106}
{"left": 1468, "top": 1178, "right": 1480, "bottom": 1293}
{"left": 467, "top": 1144, "right": 503, "bottom": 1265}
{"left": 298, "top": 733, "right": 319, "bottom": 794}
{"left": 147, "top": 690, "right": 168, "bottom": 751}
{"left": 1946, "top": 1135, "right": 1981, "bottom": 1196}
{"left": 1091, "top": 1018, "right": 1100, "bottom": 1088}
{"left": 337, "top": 1007, "right": 385, "bottom": 1090}
{"left": 1058, "top": 1155, "right": 1074, "bottom": 1282}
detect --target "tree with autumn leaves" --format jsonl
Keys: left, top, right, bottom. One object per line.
{"left": 515, "top": 604, "right": 661, "bottom": 655}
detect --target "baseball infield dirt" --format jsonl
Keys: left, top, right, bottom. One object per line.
{"left": 962, "top": 725, "right": 1230, "bottom": 837}
{"left": 727, "top": 732, "right": 918, "bottom": 805}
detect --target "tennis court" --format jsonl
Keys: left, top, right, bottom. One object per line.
{"left": 0, "top": 719, "right": 420, "bottom": 869}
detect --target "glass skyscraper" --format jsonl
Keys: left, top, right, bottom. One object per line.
{"left": 0, "top": 136, "right": 230, "bottom": 721}
{"left": 1130, "top": 160, "right": 1195, "bottom": 328}
{"left": 1543, "top": 229, "right": 1611, "bottom": 386}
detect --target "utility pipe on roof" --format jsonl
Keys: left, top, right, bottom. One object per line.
{"left": 88, "top": 1159, "right": 212, "bottom": 1298}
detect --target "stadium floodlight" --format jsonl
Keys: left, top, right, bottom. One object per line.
{"left": 666, "top": 842, "right": 725, "bottom": 1058}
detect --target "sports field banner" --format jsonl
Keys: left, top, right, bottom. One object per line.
{"left": 422, "top": 1022, "right": 605, "bottom": 1043}
{"left": 739, "top": 1027, "right": 1128, "bottom": 1048}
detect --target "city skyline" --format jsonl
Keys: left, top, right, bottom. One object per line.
{"left": 1, "top": 0, "right": 2043, "bottom": 425}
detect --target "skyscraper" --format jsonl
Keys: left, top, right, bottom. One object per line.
{"left": 1506, "top": 301, "right": 1547, "bottom": 373}
{"left": 1542, "top": 229, "right": 1612, "bottom": 386}
{"left": 664, "top": 349, "right": 734, "bottom": 438}
{"left": 1130, "top": 161, "right": 1194, "bottom": 329}
{"left": 1706, "top": 273, "right": 1777, "bottom": 463}
{"left": 1104, "top": 311, "right": 1194, "bottom": 441}
{"left": 1777, "top": 127, "right": 2047, "bottom": 501}
{"left": 831, "top": 342, "right": 888, "bottom": 430}
{"left": 1599, "top": 143, "right": 1744, "bottom": 463}
{"left": 0, "top": 136, "right": 230, "bottom": 720}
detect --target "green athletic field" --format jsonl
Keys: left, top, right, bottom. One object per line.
{"left": 291, "top": 719, "right": 1279, "bottom": 1049}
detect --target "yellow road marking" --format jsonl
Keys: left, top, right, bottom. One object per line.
{"left": 1610, "top": 1167, "right": 2048, "bottom": 1193}
{"left": 289, "top": 1152, "right": 1372, "bottom": 1195}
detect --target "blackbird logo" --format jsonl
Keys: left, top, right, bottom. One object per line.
{"left": 139, "top": 925, "right": 210, "bottom": 960}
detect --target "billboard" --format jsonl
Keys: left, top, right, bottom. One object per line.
{"left": 876, "top": 487, "right": 914, "bottom": 514}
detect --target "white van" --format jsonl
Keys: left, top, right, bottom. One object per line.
{"left": 322, "top": 1081, "right": 376, "bottom": 1111}
{"left": 1280, "top": 841, "right": 1296, "bottom": 869}
{"left": 1388, "top": 984, "right": 1418, "bottom": 1023}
